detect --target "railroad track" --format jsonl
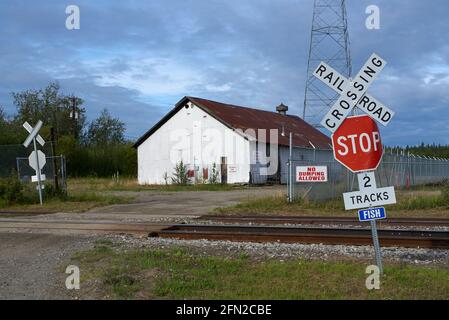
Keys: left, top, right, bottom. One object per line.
{"left": 156, "top": 224, "right": 449, "bottom": 249}
{"left": 198, "top": 215, "right": 449, "bottom": 227}
{"left": 0, "top": 219, "right": 170, "bottom": 236}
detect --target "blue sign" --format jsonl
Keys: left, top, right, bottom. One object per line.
{"left": 358, "top": 207, "right": 386, "bottom": 222}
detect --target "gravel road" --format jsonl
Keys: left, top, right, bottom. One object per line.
{"left": 0, "top": 233, "right": 96, "bottom": 300}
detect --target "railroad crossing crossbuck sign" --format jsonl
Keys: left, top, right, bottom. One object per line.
{"left": 23, "top": 120, "right": 46, "bottom": 205}
{"left": 314, "top": 53, "right": 398, "bottom": 274}
{"left": 314, "top": 53, "right": 395, "bottom": 132}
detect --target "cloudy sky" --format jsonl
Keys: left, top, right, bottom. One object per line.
{"left": 0, "top": 0, "right": 448, "bottom": 145}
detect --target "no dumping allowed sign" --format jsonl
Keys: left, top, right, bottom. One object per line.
{"left": 296, "top": 166, "right": 328, "bottom": 182}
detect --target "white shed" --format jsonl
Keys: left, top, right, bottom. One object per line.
{"left": 134, "top": 96, "right": 331, "bottom": 185}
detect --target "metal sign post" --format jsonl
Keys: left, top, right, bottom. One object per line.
{"left": 370, "top": 219, "right": 383, "bottom": 274}
{"left": 288, "top": 132, "right": 293, "bottom": 203}
{"left": 32, "top": 137, "right": 43, "bottom": 205}
{"left": 23, "top": 120, "right": 46, "bottom": 205}
{"left": 357, "top": 171, "right": 385, "bottom": 273}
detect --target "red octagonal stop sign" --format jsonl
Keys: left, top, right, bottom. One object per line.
{"left": 332, "top": 115, "right": 383, "bottom": 173}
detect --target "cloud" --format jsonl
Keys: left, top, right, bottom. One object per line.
{"left": 0, "top": 0, "right": 448, "bottom": 145}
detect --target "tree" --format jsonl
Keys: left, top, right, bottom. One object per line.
{"left": 12, "top": 82, "right": 86, "bottom": 140}
{"left": 0, "top": 107, "right": 5, "bottom": 123}
{"left": 0, "top": 107, "right": 23, "bottom": 145}
{"left": 86, "top": 108, "right": 125, "bottom": 145}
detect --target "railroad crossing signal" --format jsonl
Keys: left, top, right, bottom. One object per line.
{"left": 313, "top": 61, "right": 395, "bottom": 128}
{"left": 332, "top": 115, "right": 383, "bottom": 173}
{"left": 23, "top": 121, "right": 45, "bottom": 148}
{"left": 313, "top": 53, "right": 398, "bottom": 274}
{"left": 314, "top": 53, "right": 391, "bottom": 133}
{"left": 22, "top": 120, "right": 46, "bottom": 205}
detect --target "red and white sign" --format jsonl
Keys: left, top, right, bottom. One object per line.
{"left": 296, "top": 166, "right": 328, "bottom": 182}
{"left": 332, "top": 115, "right": 383, "bottom": 173}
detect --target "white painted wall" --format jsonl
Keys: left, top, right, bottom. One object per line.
{"left": 137, "top": 102, "right": 251, "bottom": 184}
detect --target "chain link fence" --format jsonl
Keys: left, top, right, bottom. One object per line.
{"left": 0, "top": 143, "right": 67, "bottom": 192}
{"left": 287, "top": 147, "right": 449, "bottom": 202}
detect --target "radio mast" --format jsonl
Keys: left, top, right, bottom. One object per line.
{"left": 303, "top": 0, "right": 352, "bottom": 127}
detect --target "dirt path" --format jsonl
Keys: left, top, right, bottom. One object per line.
{"left": 42, "top": 186, "right": 284, "bottom": 222}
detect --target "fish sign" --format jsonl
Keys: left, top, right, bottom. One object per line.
{"left": 358, "top": 207, "right": 387, "bottom": 222}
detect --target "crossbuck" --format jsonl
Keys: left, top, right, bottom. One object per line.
{"left": 313, "top": 53, "right": 395, "bottom": 133}
{"left": 23, "top": 121, "right": 45, "bottom": 148}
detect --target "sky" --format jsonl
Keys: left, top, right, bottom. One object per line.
{"left": 0, "top": 0, "right": 448, "bottom": 146}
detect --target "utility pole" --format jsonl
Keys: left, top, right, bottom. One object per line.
{"left": 70, "top": 96, "right": 79, "bottom": 140}
{"left": 50, "top": 127, "right": 59, "bottom": 191}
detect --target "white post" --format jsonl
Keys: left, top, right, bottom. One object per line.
{"left": 33, "top": 137, "right": 43, "bottom": 205}
{"left": 289, "top": 132, "right": 293, "bottom": 203}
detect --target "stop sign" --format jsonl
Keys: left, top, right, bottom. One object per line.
{"left": 332, "top": 115, "right": 383, "bottom": 172}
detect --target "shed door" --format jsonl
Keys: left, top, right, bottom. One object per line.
{"left": 220, "top": 156, "right": 227, "bottom": 184}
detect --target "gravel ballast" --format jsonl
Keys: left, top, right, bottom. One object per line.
{"left": 106, "top": 234, "right": 449, "bottom": 267}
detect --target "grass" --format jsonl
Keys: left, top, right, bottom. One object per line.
{"left": 213, "top": 186, "right": 449, "bottom": 218}
{"left": 0, "top": 180, "right": 134, "bottom": 213}
{"left": 0, "top": 176, "right": 241, "bottom": 212}
{"left": 69, "top": 177, "right": 245, "bottom": 193}
{"left": 0, "top": 192, "right": 133, "bottom": 213}
{"left": 72, "top": 244, "right": 449, "bottom": 300}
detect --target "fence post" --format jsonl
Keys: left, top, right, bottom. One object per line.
{"left": 288, "top": 132, "right": 293, "bottom": 203}
{"left": 16, "top": 158, "right": 20, "bottom": 180}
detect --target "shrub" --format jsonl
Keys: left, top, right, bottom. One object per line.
{"left": 43, "top": 181, "right": 66, "bottom": 199}
{"left": 208, "top": 163, "right": 219, "bottom": 184}
{"left": 0, "top": 174, "right": 24, "bottom": 203}
{"left": 440, "top": 180, "right": 449, "bottom": 205}
{"left": 171, "top": 160, "right": 188, "bottom": 185}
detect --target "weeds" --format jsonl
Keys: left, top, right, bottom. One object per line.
{"left": 73, "top": 246, "right": 449, "bottom": 300}
{"left": 0, "top": 174, "right": 24, "bottom": 204}
{"left": 215, "top": 187, "right": 449, "bottom": 216}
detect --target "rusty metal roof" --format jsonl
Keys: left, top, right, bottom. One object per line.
{"left": 134, "top": 96, "right": 331, "bottom": 149}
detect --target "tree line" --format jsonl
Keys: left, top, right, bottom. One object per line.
{"left": 0, "top": 82, "right": 136, "bottom": 177}
{"left": 387, "top": 144, "right": 449, "bottom": 159}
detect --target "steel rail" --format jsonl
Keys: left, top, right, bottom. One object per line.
{"left": 198, "top": 215, "right": 449, "bottom": 227}
{"left": 0, "top": 219, "right": 170, "bottom": 235}
{"left": 156, "top": 224, "right": 449, "bottom": 249}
